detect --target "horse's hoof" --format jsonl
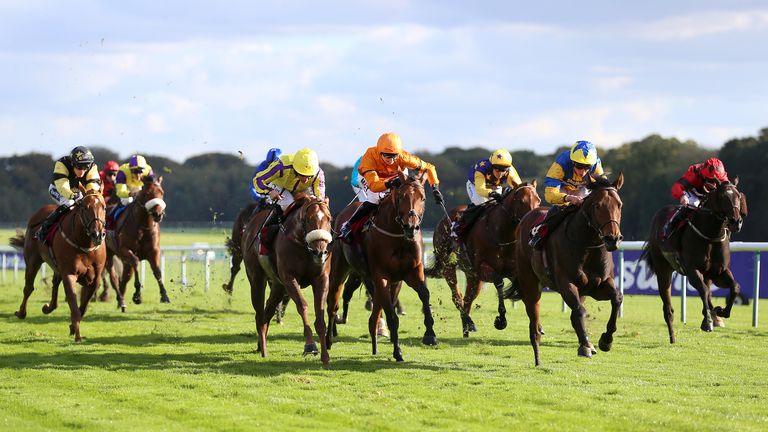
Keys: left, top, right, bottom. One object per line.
{"left": 393, "top": 350, "right": 404, "bottom": 362}
{"left": 132, "top": 294, "right": 142, "bottom": 305}
{"left": 42, "top": 304, "right": 55, "bottom": 315}
{"left": 468, "top": 322, "right": 477, "bottom": 332}
{"left": 494, "top": 316, "right": 507, "bottom": 330}
{"left": 463, "top": 330, "right": 470, "bottom": 338}
{"left": 335, "top": 315, "right": 347, "bottom": 325}
{"left": 701, "top": 320, "right": 713, "bottom": 332}
{"left": 160, "top": 294, "right": 171, "bottom": 304}
{"left": 364, "top": 299, "right": 372, "bottom": 311}
{"left": 421, "top": 334, "right": 438, "bottom": 346}
{"left": 586, "top": 342, "right": 597, "bottom": 355}
{"left": 69, "top": 324, "right": 75, "bottom": 336}
{"left": 577, "top": 345, "right": 593, "bottom": 358}
{"left": 14, "top": 310, "right": 26, "bottom": 320}
{"left": 120, "top": 305, "right": 127, "bottom": 313}
{"left": 222, "top": 284, "right": 233, "bottom": 295}
{"left": 303, "top": 343, "right": 319, "bottom": 356}
{"left": 669, "top": 336, "right": 676, "bottom": 344}
{"left": 598, "top": 333, "right": 613, "bottom": 352}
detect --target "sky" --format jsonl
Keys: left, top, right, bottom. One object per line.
{"left": 1, "top": 1, "right": 767, "bottom": 166}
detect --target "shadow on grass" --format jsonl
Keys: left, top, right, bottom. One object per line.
{"left": 0, "top": 312, "right": 148, "bottom": 324}
{"left": 86, "top": 332, "right": 363, "bottom": 347}
{"left": 0, "top": 351, "right": 445, "bottom": 375}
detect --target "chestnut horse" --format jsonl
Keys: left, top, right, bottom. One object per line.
{"left": 11, "top": 188, "right": 107, "bottom": 341}
{"left": 642, "top": 179, "right": 746, "bottom": 342}
{"left": 106, "top": 176, "right": 168, "bottom": 310}
{"left": 515, "top": 173, "right": 624, "bottom": 366}
{"left": 327, "top": 172, "right": 438, "bottom": 362}
{"left": 426, "top": 181, "right": 540, "bottom": 337}
{"left": 242, "top": 195, "right": 334, "bottom": 366}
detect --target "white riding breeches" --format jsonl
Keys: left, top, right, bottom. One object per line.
{"left": 466, "top": 180, "right": 499, "bottom": 206}
{"left": 48, "top": 184, "right": 75, "bottom": 207}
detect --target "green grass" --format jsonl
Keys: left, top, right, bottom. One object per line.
{"left": 1, "top": 227, "right": 231, "bottom": 248}
{"left": 1, "top": 229, "right": 768, "bottom": 431}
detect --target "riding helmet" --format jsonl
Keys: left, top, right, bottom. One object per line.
{"left": 376, "top": 132, "right": 403, "bottom": 155}
{"left": 570, "top": 140, "right": 597, "bottom": 166}
{"left": 292, "top": 148, "right": 319, "bottom": 177}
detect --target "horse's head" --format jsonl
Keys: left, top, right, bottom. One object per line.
{"left": 137, "top": 175, "right": 166, "bottom": 222}
{"left": 389, "top": 171, "right": 426, "bottom": 241}
{"left": 583, "top": 172, "right": 624, "bottom": 251}
{"left": 77, "top": 187, "right": 107, "bottom": 245}
{"left": 702, "top": 178, "right": 744, "bottom": 233}
{"left": 297, "top": 197, "right": 333, "bottom": 264}
{"left": 504, "top": 179, "right": 541, "bottom": 220}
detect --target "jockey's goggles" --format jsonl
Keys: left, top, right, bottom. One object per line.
{"left": 106, "top": 170, "right": 117, "bottom": 176}
{"left": 130, "top": 168, "right": 143, "bottom": 174}
{"left": 380, "top": 152, "right": 399, "bottom": 160}
{"left": 491, "top": 165, "right": 509, "bottom": 172}
{"left": 75, "top": 163, "right": 91, "bottom": 170}
{"left": 573, "top": 162, "right": 591, "bottom": 170}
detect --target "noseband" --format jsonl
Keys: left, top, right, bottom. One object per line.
{"left": 392, "top": 182, "right": 425, "bottom": 240}
{"left": 286, "top": 199, "right": 333, "bottom": 259}
{"left": 580, "top": 187, "right": 621, "bottom": 246}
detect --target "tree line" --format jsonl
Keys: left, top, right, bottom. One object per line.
{"left": 1, "top": 128, "right": 766, "bottom": 241}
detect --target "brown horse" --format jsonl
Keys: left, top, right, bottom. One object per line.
{"left": 642, "top": 179, "right": 746, "bottom": 342}
{"left": 515, "top": 173, "right": 624, "bottom": 366}
{"left": 106, "top": 176, "right": 168, "bottom": 310}
{"left": 327, "top": 172, "right": 438, "bottom": 362}
{"left": 11, "top": 188, "right": 107, "bottom": 341}
{"left": 426, "top": 181, "right": 540, "bottom": 337}
{"left": 242, "top": 195, "right": 334, "bottom": 366}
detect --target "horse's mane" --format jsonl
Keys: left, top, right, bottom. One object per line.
{"left": 586, "top": 175, "right": 613, "bottom": 191}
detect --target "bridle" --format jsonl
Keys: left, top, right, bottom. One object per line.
{"left": 283, "top": 198, "right": 333, "bottom": 262}
{"left": 577, "top": 186, "right": 622, "bottom": 248}
{"left": 63, "top": 193, "right": 106, "bottom": 252}
{"left": 372, "top": 180, "right": 424, "bottom": 242}
{"left": 687, "top": 182, "right": 741, "bottom": 242}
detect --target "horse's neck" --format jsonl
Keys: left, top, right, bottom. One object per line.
{"left": 64, "top": 207, "right": 88, "bottom": 243}
{"left": 486, "top": 202, "right": 517, "bottom": 239}
{"left": 565, "top": 207, "right": 601, "bottom": 247}
{"left": 689, "top": 206, "right": 725, "bottom": 237}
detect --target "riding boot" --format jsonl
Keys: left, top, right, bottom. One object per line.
{"left": 662, "top": 206, "right": 688, "bottom": 239}
{"left": 36, "top": 204, "right": 70, "bottom": 245}
{"left": 259, "top": 207, "right": 283, "bottom": 255}
{"left": 339, "top": 201, "right": 377, "bottom": 240}
{"left": 528, "top": 223, "right": 547, "bottom": 250}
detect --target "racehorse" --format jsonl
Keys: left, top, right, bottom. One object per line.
{"left": 642, "top": 179, "right": 746, "bottom": 342}
{"left": 241, "top": 195, "right": 334, "bottom": 366}
{"left": 426, "top": 181, "right": 540, "bottom": 337}
{"left": 515, "top": 173, "right": 624, "bottom": 366}
{"left": 222, "top": 202, "right": 259, "bottom": 295}
{"left": 105, "top": 176, "right": 168, "bottom": 310}
{"left": 326, "top": 172, "right": 438, "bottom": 362}
{"left": 11, "top": 187, "right": 107, "bottom": 341}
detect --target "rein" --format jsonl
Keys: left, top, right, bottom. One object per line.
{"left": 371, "top": 181, "right": 425, "bottom": 241}
{"left": 488, "top": 184, "right": 538, "bottom": 246}
{"left": 63, "top": 196, "right": 105, "bottom": 253}
{"left": 567, "top": 186, "right": 620, "bottom": 249}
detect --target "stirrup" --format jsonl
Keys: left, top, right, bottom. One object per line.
{"left": 338, "top": 222, "right": 351, "bottom": 239}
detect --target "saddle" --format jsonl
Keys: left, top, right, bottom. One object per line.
{"left": 258, "top": 202, "right": 302, "bottom": 255}
{"left": 107, "top": 205, "right": 127, "bottom": 230}
{"left": 530, "top": 205, "right": 579, "bottom": 244}
{"left": 348, "top": 212, "right": 373, "bottom": 246}
{"left": 41, "top": 220, "right": 62, "bottom": 244}
{"left": 454, "top": 202, "right": 495, "bottom": 241}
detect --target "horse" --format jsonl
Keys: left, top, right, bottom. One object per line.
{"left": 515, "top": 173, "right": 624, "bottom": 366}
{"left": 426, "top": 181, "right": 540, "bottom": 337}
{"left": 11, "top": 187, "right": 107, "bottom": 342}
{"left": 241, "top": 195, "right": 334, "bottom": 366}
{"left": 326, "top": 172, "right": 438, "bottom": 362}
{"left": 105, "top": 176, "right": 168, "bottom": 310}
{"left": 222, "top": 202, "right": 259, "bottom": 295}
{"left": 641, "top": 179, "right": 746, "bottom": 342}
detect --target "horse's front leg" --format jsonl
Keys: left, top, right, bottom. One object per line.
{"left": 381, "top": 281, "right": 402, "bottom": 362}
{"left": 686, "top": 270, "right": 714, "bottom": 332}
{"left": 711, "top": 269, "right": 741, "bottom": 322}
{"left": 405, "top": 270, "right": 438, "bottom": 347}
{"left": 560, "top": 281, "right": 593, "bottom": 358}
{"left": 368, "top": 275, "right": 389, "bottom": 358}
{"left": 493, "top": 275, "right": 508, "bottom": 330}
{"left": 282, "top": 274, "right": 317, "bottom": 357}
{"left": 312, "top": 273, "right": 331, "bottom": 367}
{"left": 148, "top": 251, "right": 170, "bottom": 303}
{"left": 61, "top": 274, "right": 83, "bottom": 342}
{"left": 121, "top": 249, "right": 142, "bottom": 305}
{"left": 461, "top": 274, "right": 482, "bottom": 337}
{"left": 591, "top": 277, "right": 623, "bottom": 352}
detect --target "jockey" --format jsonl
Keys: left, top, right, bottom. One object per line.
{"left": 528, "top": 140, "right": 605, "bottom": 249}
{"left": 338, "top": 132, "right": 442, "bottom": 239}
{"left": 115, "top": 154, "right": 154, "bottom": 206}
{"left": 662, "top": 157, "right": 729, "bottom": 238}
{"left": 36, "top": 146, "right": 101, "bottom": 244}
{"left": 99, "top": 160, "right": 120, "bottom": 205}
{"left": 249, "top": 148, "right": 282, "bottom": 208}
{"left": 252, "top": 148, "right": 325, "bottom": 228}
{"left": 451, "top": 149, "right": 522, "bottom": 238}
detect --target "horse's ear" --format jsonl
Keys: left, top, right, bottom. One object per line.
{"left": 612, "top": 172, "right": 624, "bottom": 191}
{"left": 530, "top": 179, "right": 537, "bottom": 188}
{"left": 78, "top": 183, "right": 87, "bottom": 193}
{"left": 418, "top": 170, "right": 427, "bottom": 185}
{"left": 397, "top": 170, "right": 407, "bottom": 182}
{"left": 158, "top": 176, "right": 163, "bottom": 185}
{"left": 732, "top": 176, "right": 738, "bottom": 187}
{"left": 740, "top": 191, "right": 748, "bottom": 217}
{"left": 324, "top": 196, "right": 330, "bottom": 206}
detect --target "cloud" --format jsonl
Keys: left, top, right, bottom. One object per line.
{"left": 637, "top": 9, "right": 768, "bottom": 40}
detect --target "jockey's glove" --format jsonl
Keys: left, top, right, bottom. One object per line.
{"left": 71, "top": 191, "right": 83, "bottom": 202}
{"left": 385, "top": 177, "right": 403, "bottom": 189}
{"left": 488, "top": 191, "right": 503, "bottom": 201}
{"left": 432, "top": 187, "right": 444, "bottom": 206}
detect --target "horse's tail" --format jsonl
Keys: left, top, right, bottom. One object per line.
{"left": 225, "top": 235, "right": 239, "bottom": 258}
{"left": 640, "top": 239, "right": 656, "bottom": 276}
{"left": 9, "top": 230, "right": 25, "bottom": 251}
{"left": 424, "top": 253, "right": 444, "bottom": 278}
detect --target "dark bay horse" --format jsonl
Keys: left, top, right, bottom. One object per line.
{"left": 515, "top": 173, "right": 624, "bottom": 366}
{"left": 327, "top": 172, "right": 438, "bottom": 362}
{"left": 222, "top": 202, "right": 259, "bottom": 295}
{"left": 642, "top": 179, "right": 746, "bottom": 342}
{"left": 242, "top": 195, "right": 334, "bottom": 366}
{"left": 11, "top": 188, "right": 107, "bottom": 341}
{"left": 106, "top": 176, "right": 168, "bottom": 310}
{"left": 426, "top": 181, "right": 540, "bottom": 337}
